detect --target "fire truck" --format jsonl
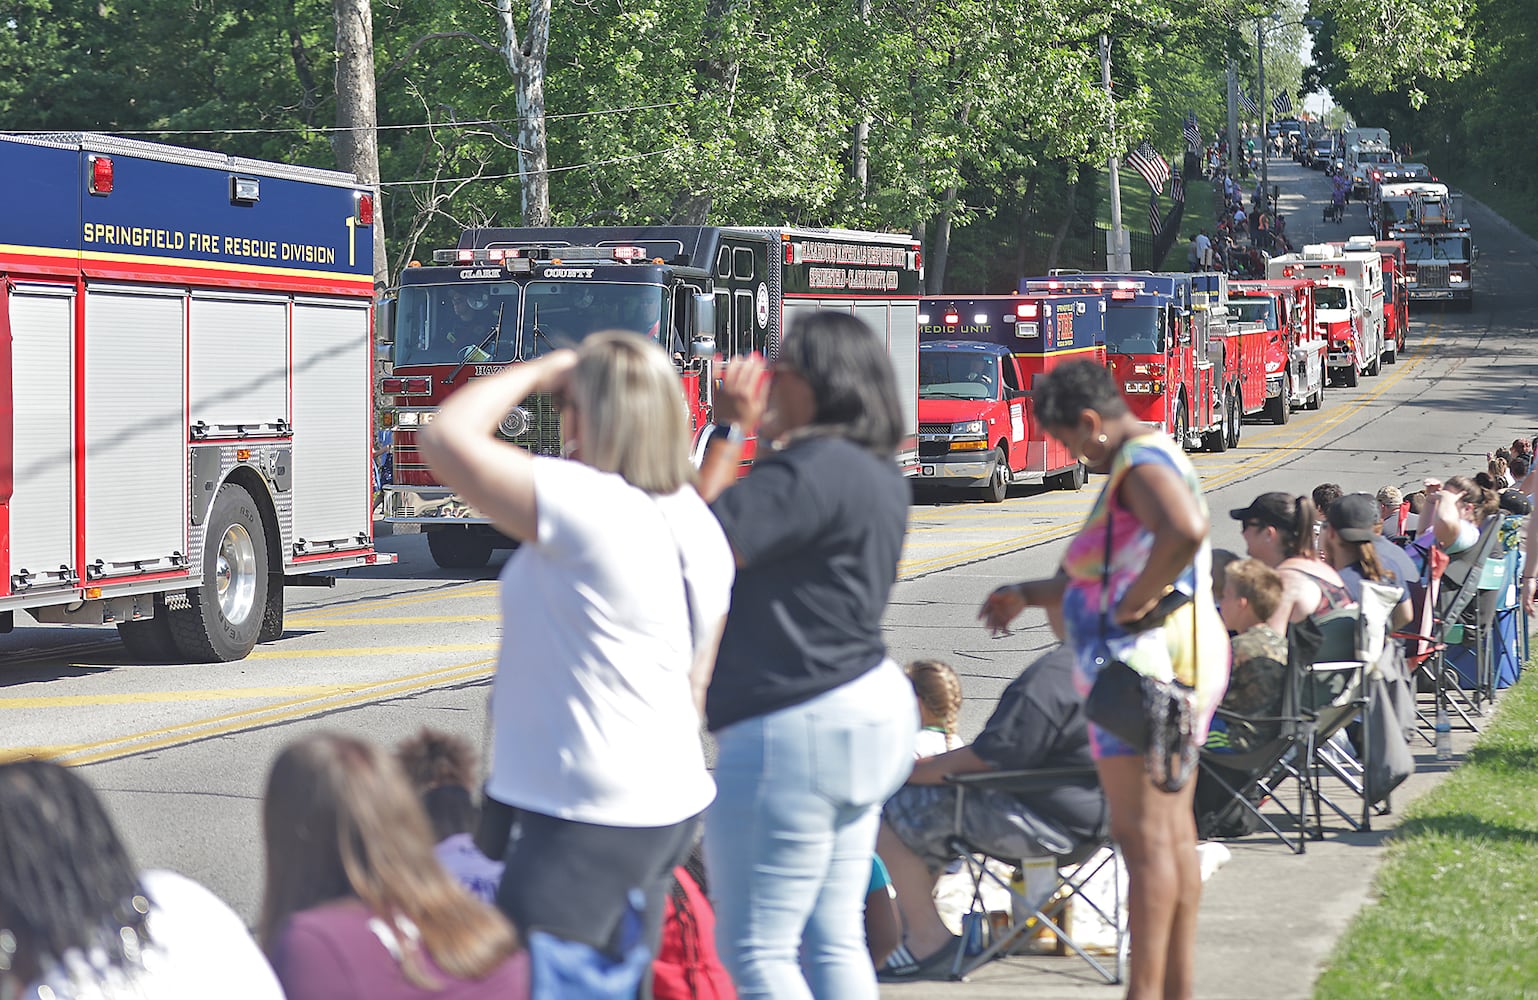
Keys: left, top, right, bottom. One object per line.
{"left": 380, "top": 226, "right": 923, "bottom": 568}
{"left": 1390, "top": 191, "right": 1477, "bottom": 308}
{"left": 1229, "top": 279, "right": 1326, "bottom": 423}
{"left": 915, "top": 294, "right": 1103, "bottom": 499}
{"left": 1267, "top": 243, "right": 1384, "bottom": 388}
{"left": 1373, "top": 240, "right": 1409, "bottom": 361}
{"left": 0, "top": 133, "right": 389, "bottom": 660}
{"left": 1192, "top": 272, "right": 1266, "bottom": 452}
{"left": 1022, "top": 274, "right": 1217, "bottom": 452}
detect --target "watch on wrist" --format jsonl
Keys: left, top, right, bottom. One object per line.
{"left": 714, "top": 422, "right": 746, "bottom": 445}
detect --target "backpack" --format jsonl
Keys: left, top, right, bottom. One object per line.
{"left": 653, "top": 866, "right": 735, "bottom": 1000}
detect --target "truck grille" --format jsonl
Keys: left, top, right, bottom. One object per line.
{"left": 919, "top": 422, "right": 951, "bottom": 436}
{"left": 503, "top": 391, "right": 564, "bottom": 457}
{"left": 1418, "top": 263, "right": 1450, "bottom": 289}
{"left": 919, "top": 441, "right": 951, "bottom": 458}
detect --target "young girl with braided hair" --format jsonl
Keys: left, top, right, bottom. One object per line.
{"left": 905, "top": 659, "right": 965, "bottom": 757}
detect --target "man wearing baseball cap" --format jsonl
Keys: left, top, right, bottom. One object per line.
{"left": 1321, "top": 493, "right": 1415, "bottom": 629}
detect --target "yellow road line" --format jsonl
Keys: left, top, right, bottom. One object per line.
{"left": 0, "top": 657, "right": 498, "bottom": 768}
{"left": 0, "top": 685, "right": 351, "bottom": 709}
{"left": 285, "top": 585, "right": 498, "bottom": 624}
{"left": 246, "top": 643, "right": 496, "bottom": 659}
{"left": 285, "top": 615, "right": 499, "bottom": 626}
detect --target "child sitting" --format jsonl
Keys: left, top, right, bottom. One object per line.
{"left": 1208, "top": 558, "right": 1289, "bottom": 753}
{"left": 395, "top": 728, "right": 505, "bottom": 904}
{"left": 905, "top": 659, "right": 963, "bottom": 757}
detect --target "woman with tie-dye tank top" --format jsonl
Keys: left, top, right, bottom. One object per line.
{"left": 978, "top": 361, "right": 1229, "bottom": 1000}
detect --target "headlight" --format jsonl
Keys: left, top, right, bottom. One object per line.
{"left": 1449, "top": 273, "right": 1465, "bottom": 283}
{"left": 951, "top": 420, "right": 986, "bottom": 436}
{"left": 1265, "top": 361, "right": 1282, "bottom": 374}
{"left": 396, "top": 410, "right": 433, "bottom": 427}
{"left": 499, "top": 407, "right": 530, "bottom": 438}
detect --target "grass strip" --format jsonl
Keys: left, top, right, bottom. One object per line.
{"left": 1313, "top": 673, "right": 1538, "bottom": 998}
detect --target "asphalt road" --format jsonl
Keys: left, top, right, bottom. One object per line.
{"left": 2, "top": 155, "right": 1534, "bottom": 997}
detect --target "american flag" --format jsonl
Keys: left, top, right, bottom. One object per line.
{"left": 1171, "top": 168, "right": 1185, "bottom": 205}
{"left": 1125, "top": 140, "right": 1171, "bottom": 194}
{"left": 1183, "top": 113, "right": 1201, "bottom": 153}
{"left": 1272, "top": 91, "right": 1293, "bottom": 116}
{"left": 1240, "top": 90, "right": 1259, "bottom": 117}
{"left": 1149, "top": 195, "right": 1165, "bottom": 240}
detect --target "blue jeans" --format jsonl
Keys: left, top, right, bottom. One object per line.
{"left": 705, "top": 660, "right": 917, "bottom": 999}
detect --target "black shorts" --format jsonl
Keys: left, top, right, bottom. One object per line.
{"left": 490, "top": 804, "right": 700, "bottom": 959}
{"left": 882, "top": 785, "right": 1075, "bottom": 870}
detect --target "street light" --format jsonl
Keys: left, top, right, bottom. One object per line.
{"left": 1256, "top": 14, "right": 1323, "bottom": 211}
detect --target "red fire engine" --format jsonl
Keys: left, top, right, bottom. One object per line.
{"left": 1374, "top": 239, "right": 1409, "bottom": 361}
{"left": 381, "top": 226, "right": 923, "bottom": 568}
{"left": 916, "top": 294, "right": 1103, "bottom": 499}
{"left": 1192, "top": 272, "right": 1265, "bottom": 452}
{"left": 0, "top": 134, "right": 390, "bottom": 660}
{"left": 1022, "top": 274, "right": 1219, "bottom": 452}
{"left": 1229, "top": 279, "right": 1327, "bottom": 423}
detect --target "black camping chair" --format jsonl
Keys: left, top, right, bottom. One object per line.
{"left": 940, "top": 768, "right": 1123, "bottom": 984}
{"left": 1195, "top": 649, "right": 1316, "bottom": 854}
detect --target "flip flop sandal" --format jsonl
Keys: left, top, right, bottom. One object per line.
{"left": 877, "top": 935, "right": 963, "bottom": 982}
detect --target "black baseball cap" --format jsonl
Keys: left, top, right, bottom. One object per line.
{"left": 1327, "top": 493, "right": 1380, "bottom": 543}
{"left": 1229, "top": 493, "right": 1295, "bottom": 532}
{"left": 1499, "top": 489, "right": 1532, "bottom": 516}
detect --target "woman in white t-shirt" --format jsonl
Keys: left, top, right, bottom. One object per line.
{"left": 0, "top": 760, "right": 282, "bottom": 1000}
{"left": 419, "top": 331, "right": 733, "bottom": 968}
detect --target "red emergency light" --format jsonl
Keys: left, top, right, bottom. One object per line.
{"left": 611, "top": 245, "right": 647, "bottom": 261}
{"left": 784, "top": 242, "right": 796, "bottom": 265}
{"left": 356, "top": 192, "right": 375, "bottom": 226}
{"left": 1111, "top": 289, "right": 1136, "bottom": 300}
{"left": 457, "top": 249, "right": 475, "bottom": 263}
{"left": 380, "top": 376, "right": 432, "bottom": 396}
{"left": 1016, "top": 303, "right": 1039, "bottom": 319}
{"left": 88, "top": 155, "right": 114, "bottom": 195}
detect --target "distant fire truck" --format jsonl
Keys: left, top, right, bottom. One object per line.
{"left": 916, "top": 293, "right": 1104, "bottom": 499}
{"left": 380, "top": 226, "right": 923, "bottom": 568}
{"left": 1022, "top": 274, "right": 1217, "bottom": 452}
{"left": 1389, "top": 190, "right": 1477, "bottom": 308}
{"left": 1267, "top": 243, "right": 1384, "bottom": 388}
{"left": 1230, "top": 279, "right": 1326, "bottom": 422}
{"left": 0, "top": 133, "right": 389, "bottom": 660}
{"left": 1192, "top": 271, "right": 1265, "bottom": 452}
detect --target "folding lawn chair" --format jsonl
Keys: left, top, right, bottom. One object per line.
{"left": 1195, "top": 649, "right": 1316, "bottom": 854}
{"left": 941, "top": 767, "right": 1123, "bottom": 985}
{"left": 1396, "top": 514, "right": 1503, "bottom": 737}
{"left": 1294, "top": 606, "right": 1377, "bottom": 836}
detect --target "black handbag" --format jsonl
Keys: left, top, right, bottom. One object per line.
{"left": 1082, "top": 483, "right": 1200, "bottom": 793}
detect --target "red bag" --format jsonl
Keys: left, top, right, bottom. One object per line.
{"left": 652, "top": 866, "right": 736, "bottom": 1000}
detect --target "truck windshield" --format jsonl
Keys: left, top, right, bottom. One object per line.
{"left": 1104, "top": 307, "right": 1162, "bottom": 354}
{"left": 393, "top": 282, "right": 522, "bottom": 367}
{"left": 521, "top": 282, "right": 666, "bottom": 358}
{"left": 1403, "top": 237, "right": 1469, "bottom": 262}
{"left": 1315, "top": 286, "right": 1348, "bottom": 310}
{"left": 919, "top": 351, "right": 999, "bottom": 400}
{"left": 1380, "top": 198, "right": 1412, "bottom": 224}
{"left": 1229, "top": 299, "right": 1277, "bottom": 328}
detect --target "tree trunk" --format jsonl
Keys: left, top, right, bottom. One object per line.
{"left": 852, "top": 0, "right": 871, "bottom": 198}
{"left": 333, "top": 0, "right": 388, "bottom": 286}
{"left": 1045, "top": 168, "right": 1079, "bottom": 272}
{"left": 1013, "top": 171, "right": 1040, "bottom": 285}
{"left": 497, "top": 0, "right": 551, "bottom": 226}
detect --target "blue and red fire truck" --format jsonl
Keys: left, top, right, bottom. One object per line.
{"left": 0, "top": 133, "right": 389, "bottom": 660}
{"left": 915, "top": 294, "right": 1103, "bottom": 500}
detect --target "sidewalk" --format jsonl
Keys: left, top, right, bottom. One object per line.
{"left": 878, "top": 722, "right": 1482, "bottom": 1000}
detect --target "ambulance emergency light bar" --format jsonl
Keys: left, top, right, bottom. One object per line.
{"left": 1278, "top": 264, "right": 1349, "bottom": 278}
{"left": 432, "top": 245, "right": 657, "bottom": 266}
{"left": 1025, "top": 278, "right": 1143, "bottom": 300}
{"left": 918, "top": 299, "right": 1057, "bottom": 327}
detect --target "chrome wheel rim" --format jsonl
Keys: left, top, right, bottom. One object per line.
{"left": 216, "top": 523, "right": 258, "bottom": 625}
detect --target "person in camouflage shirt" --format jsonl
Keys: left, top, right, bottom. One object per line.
{"left": 1208, "top": 559, "right": 1289, "bottom": 753}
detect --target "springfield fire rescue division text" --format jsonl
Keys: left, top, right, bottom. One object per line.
{"left": 82, "top": 222, "right": 339, "bottom": 264}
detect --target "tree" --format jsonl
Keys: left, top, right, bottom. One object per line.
{"left": 334, "top": 0, "right": 388, "bottom": 285}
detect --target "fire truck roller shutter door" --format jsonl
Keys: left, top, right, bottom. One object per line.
{"left": 6, "top": 284, "right": 75, "bottom": 590}
{"left": 860, "top": 301, "right": 920, "bottom": 441}
{"left": 84, "top": 287, "right": 187, "bottom": 574}
{"left": 291, "top": 299, "right": 372, "bottom": 551}
{"left": 189, "top": 292, "right": 289, "bottom": 432}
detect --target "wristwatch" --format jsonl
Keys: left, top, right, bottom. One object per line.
{"left": 712, "top": 422, "right": 746, "bottom": 445}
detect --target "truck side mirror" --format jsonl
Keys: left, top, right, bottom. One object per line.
{"left": 376, "top": 297, "right": 395, "bottom": 350}
{"left": 693, "top": 293, "right": 716, "bottom": 342}
{"left": 1473, "top": 246, "right": 1481, "bottom": 261}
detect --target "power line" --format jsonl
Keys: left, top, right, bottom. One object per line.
{"left": 8, "top": 102, "right": 686, "bottom": 138}
{"left": 375, "top": 143, "right": 689, "bottom": 186}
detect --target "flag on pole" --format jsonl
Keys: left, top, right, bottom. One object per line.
{"left": 1171, "top": 168, "right": 1185, "bottom": 205}
{"left": 1125, "top": 140, "right": 1171, "bottom": 194}
{"left": 1148, "top": 195, "right": 1165, "bottom": 240}
{"left": 1183, "top": 112, "right": 1201, "bottom": 153}
{"left": 1272, "top": 91, "right": 1293, "bottom": 116}
{"left": 1240, "top": 90, "right": 1260, "bottom": 117}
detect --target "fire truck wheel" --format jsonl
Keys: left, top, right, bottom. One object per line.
{"left": 1366, "top": 352, "right": 1381, "bottom": 377}
{"left": 982, "top": 449, "right": 1010, "bottom": 504}
{"left": 427, "top": 526, "right": 495, "bottom": 568}
{"left": 1052, "top": 462, "right": 1088, "bottom": 491}
{"left": 1203, "top": 397, "right": 1229, "bottom": 453}
{"left": 1265, "top": 376, "right": 1290, "bottom": 425}
{"left": 167, "top": 483, "right": 270, "bottom": 663}
{"left": 1226, "top": 392, "right": 1242, "bottom": 449}
{"left": 116, "top": 603, "right": 180, "bottom": 662}
{"left": 1306, "top": 384, "right": 1323, "bottom": 410}
{"left": 1385, "top": 343, "right": 1398, "bottom": 365}
{"left": 1342, "top": 364, "right": 1359, "bottom": 388}
{"left": 1173, "top": 399, "right": 1190, "bottom": 451}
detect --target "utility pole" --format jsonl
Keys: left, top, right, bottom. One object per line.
{"left": 1257, "top": 19, "right": 1269, "bottom": 209}
{"left": 1225, "top": 59, "right": 1240, "bottom": 182}
{"left": 1101, "top": 33, "right": 1131, "bottom": 271}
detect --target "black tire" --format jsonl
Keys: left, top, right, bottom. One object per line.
{"left": 1342, "top": 363, "right": 1359, "bottom": 388}
{"left": 1052, "top": 461, "right": 1088, "bottom": 491}
{"left": 982, "top": 448, "right": 1010, "bottom": 503}
{"left": 1227, "top": 391, "right": 1242, "bottom": 449}
{"left": 1203, "top": 393, "right": 1228, "bottom": 453}
{"left": 1266, "top": 376, "right": 1290, "bottom": 425}
{"left": 1366, "top": 350, "right": 1381, "bottom": 377}
{"left": 1306, "top": 383, "right": 1323, "bottom": 410}
{"left": 116, "top": 604, "right": 180, "bottom": 661}
{"left": 427, "top": 526, "right": 496, "bottom": 569}
{"left": 166, "top": 483, "right": 270, "bottom": 663}
{"left": 1173, "top": 399, "right": 1190, "bottom": 451}
{"left": 1385, "top": 342, "right": 1398, "bottom": 365}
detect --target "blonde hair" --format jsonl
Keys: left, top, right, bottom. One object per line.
{"left": 261, "top": 733, "right": 519, "bottom": 986}
{"left": 905, "top": 660, "right": 963, "bottom": 749}
{"left": 569, "top": 331, "right": 695, "bottom": 494}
